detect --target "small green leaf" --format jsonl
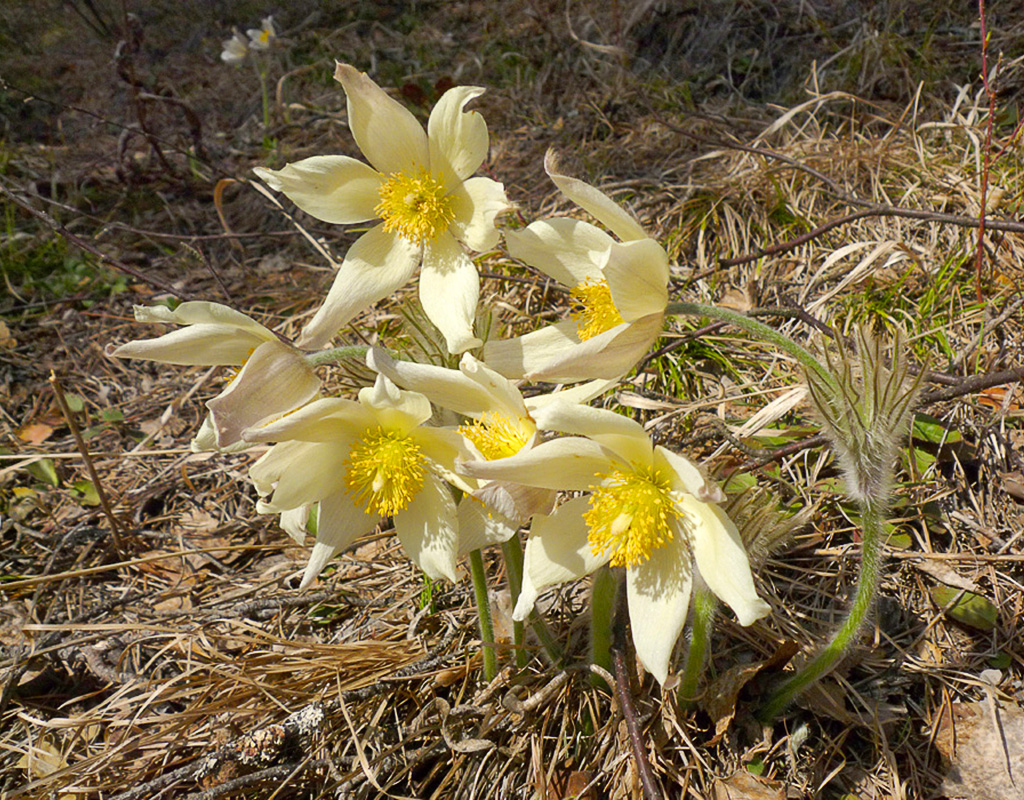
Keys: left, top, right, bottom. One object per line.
{"left": 101, "top": 408, "right": 124, "bottom": 422}
{"left": 64, "top": 394, "right": 85, "bottom": 413}
{"left": 988, "top": 651, "right": 1012, "bottom": 669}
{"left": 912, "top": 414, "right": 961, "bottom": 444}
{"left": 26, "top": 458, "right": 59, "bottom": 487}
{"left": 746, "top": 759, "right": 765, "bottom": 776}
{"left": 722, "top": 472, "right": 758, "bottom": 494}
{"left": 930, "top": 586, "right": 998, "bottom": 632}
{"left": 72, "top": 479, "right": 101, "bottom": 506}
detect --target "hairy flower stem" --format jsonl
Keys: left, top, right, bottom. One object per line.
{"left": 501, "top": 538, "right": 528, "bottom": 668}
{"left": 756, "top": 498, "right": 886, "bottom": 720}
{"left": 305, "top": 345, "right": 369, "bottom": 366}
{"left": 678, "top": 585, "right": 716, "bottom": 708}
{"left": 468, "top": 549, "right": 498, "bottom": 681}
{"left": 665, "top": 302, "right": 835, "bottom": 391}
{"left": 590, "top": 567, "right": 618, "bottom": 689}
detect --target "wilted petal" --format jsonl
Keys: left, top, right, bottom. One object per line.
{"left": 460, "top": 437, "right": 611, "bottom": 492}
{"left": 395, "top": 472, "right": 459, "bottom": 582}
{"left": 504, "top": 218, "right": 610, "bottom": 288}
{"left": 335, "top": 63, "right": 429, "bottom": 175}
{"left": 626, "top": 531, "right": 693, "bottom": 685}
{"left": 253, "top": 156, "right": 382, "bottom": 224}
{"left": 449, "top": 177, "right": 507, "bottom": 252}
{"left": 544, "top": 150, "right": 648, "bottom": 243}
{"left": 512, "top": 496, "right": 608, "bottom": 621}
{"left": 427, "top": 85, "right": 489, "bottom": 186}
{"left": 420, "top": 232, "right": 482, "bottom": 354}
{"left": 530, "top": 402, "right": 651, "bottom": 468}
{"left": 680, "top": 495, "right": 770, "bottom": 626}
{"left": 471, "top": 482, "right": 555, "bottom": 525}
{"left": 300, "top": 491, "right": 370, "bottom": 589}
{"left": 206, "top": 341, "right": 321, "bottom": 449}
{"left": 603, "top": 238, "right": 669, "bottom": 321}
{"left": 191, "top": 413, "right": 258, "bottom": 454}
{"left": 298, "top": 224, "right": 421, "bottom": 350}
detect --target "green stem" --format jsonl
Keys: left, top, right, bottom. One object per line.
{"left": 469, "top": 549, "right": 498, "bottom": 681}
{"left": 305, "top": 345, "right": 369, "bottom": 366}
{"left": 756, "top": 498, "right": 887, "bottom": 720}
{"left": 590, "top": 567, "right": 618, "bottom": 687}
{"left": 665, "top": 301, "right": 835, "bottom": 390}
{"left": 500, "top": 538, "right": 528, "bottom": 668}
{"left": 252, "top": 56, "right": 270, "bottom": 130}
{"left": 678, "top": 584, "right": 716, "bottom": 708}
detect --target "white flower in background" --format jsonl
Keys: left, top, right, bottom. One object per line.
{"left": 254, "top": 63, "right": 509, "bottom": 355}
{"left": 247, "top": 16, "right": 276, "bottom": 50}
{"left": 106, "top": 302, "right": 319, "bottom": 452}
{"left": 461, "top": 402, "right": 770, "bottom": 684}
{"left": 220, "top": 31, "right": 249, "bottom": 65}
{"left": 484, "top": 150, "right": 669, "bottom": 384}
{"left": 368, "top": 347, "right": 613, "bottom": 538}
{"left": 245, "top": 374, "right": 481, "bottom": 589}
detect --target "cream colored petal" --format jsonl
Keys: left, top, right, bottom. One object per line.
{"left": 458, "top": 353, "right": 529, "bottom": 419}
{"left": 249, "top": 440, "right": 350, "bottom": 510}
{"left": 206, "top": 341, "right": 321, "bottom": 449}
{"left": 420, "top": 232, "right": 482, "bottom": 354}
{"left": 279, "top": 505, "right": 311, "bottom": 545}
{"left": 334, "top": 62, "right": 429, "bottom": 175}
{"left": 530, "top": 402, "right": 652, "bottom": 468}
{"left": 300, "top": 491, "right": 371, "bottom": 589}
{"left": 368, "top": 348, "right": 510, "bottom": 418}
{"left": 427, "top": 85, "right": 489, "bottom": 186}
{"left": 603, "top": 238, "right": 669, "bottom": 321}
{"left": 626, "top": 531, "right": 693, "bottom": 685}
{"left": 253, "top": 156, "right": 382, "bottom": 224}
{"left": 655, "top": 447, "right": 725, "bottom": 503}
{"left": 297, "top": 225, "right": 421, "bottom": 350}
{"left": 680, "top": 495, "right": 770, "bottom": 626}
{"left": 243, "top": 397, "right": 371, "bottom": 443}
{"left": 191, "top": 413, "right": 258, "bottom": 453}
{"left": 448, "top": 177, "right": 507, "bottom": 252}
{"left": 504, "top": 218, "right": 610, "bottom": 288}
{"left": 395, "top": 472, "right": 459, "bottom": 582}
{"left": 132, "top": 301, "right": 275, "bottom": 336}
{"left": 456, "top": 495, "right": 518, "bottom": 555}
{"left": 471, "top": 482, "right": 555, "bottom": 526}
{"left": 483, "top": 319, "right": 580, "bottom": 381}
{"left": 459, "top": 437, "right": 611, "bottom": 491}
{"left": 357, "top": 373, "right": 433, "bottom": 428}
{"left": 528, "top": 314, "right": 663, "bottom": 383}
{"left": 545, "top": 149, "right": 648, "bottom": 242}
{"left": 524, "top": 378, "right": 617, "bottom": 412}
{"left": 413, "top": 426, "right": 479, "bottom": 477}
{"left": 511, "top": 496, "right": 608, "bottom": 621}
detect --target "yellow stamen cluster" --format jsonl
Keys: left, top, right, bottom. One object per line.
{"left": 585, "top": 466, "right": 677, "bottom": 567}
{"left": 345, "top": 426, "right": 425, "bottom": 517}
{"left": 570, "top": 278, "right": 625, "bottom": 341}
{"left": 375, "top": 169, "right": 455, "bottom": 244}
{"left": 459, "top": 412, "right": 531, "bottom": 461}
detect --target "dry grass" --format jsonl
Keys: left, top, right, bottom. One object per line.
{"left": 3, "top": 2, "right": 1024, "bottom": 798}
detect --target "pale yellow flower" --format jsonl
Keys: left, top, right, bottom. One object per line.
{"left": 254, "top": 64, "right": 509, "bottom": 355}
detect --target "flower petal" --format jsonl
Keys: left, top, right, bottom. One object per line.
{"left": 524, "top": 378, "right": 617, "bottom": 412}
{"left": 253, "top": 156, "right": 382, "bottom": 224}
{"left": 655, "top": 447, "right": 725, "bottom": 503}
{"left": 626, "top": 531, "right": 693, "bottom": 685}
{"left": 427, "top": 85, "right": 489, "bottom": 185}
{"left": 512, "top": 496, "right": 608, "bottom": 621}
{"left": 206, "top": 341, "right": 321, "bottom": 449}
{"left": 680, "top": 495, "right": 771, "bottom": 626}
{"left": 545, "top": 149, "right": 648, "bottom": 242}
{"left": 483, "top": 319, "right": 579, "bottom": 381}
{"left": 530, "top": 402, "right": 652, "bottom": 468}
{"left": 243, "top": 397, "right": 371, "bottom": 443}
{"left": 335, "top": 63, "right": 429, "bottom": 175}
{"left": 279, "top": 505, "right": 311, "bottom": 545}
{"left": 603, "top": 238, "right": 669, "bottom": 321}
{"left": 504, "top": 218, "right": 610, "bottom": 288}
{"left": 300, "top": 490, "right": 370, "bottom": 589}
{"left": 420, "top": 231, "right": 482, "bottom": 354}
{"left": 456, "top": 495, "right": 518, "bottom": 555}
{"left": 250, "top": 440, "right": 352, "bottom": 510}
{"left": 459, "top": 437, "right": 611, "bottom": 491}
{"left": 449, "top": 177, "right": 507, "bottom": 251}
{"left": 395, "top": 472, "right": 459, "bottom": 582}
{"left": 471, "top": 482, "right": 556, "bottom": 526}
{"left": 298, "top": 224, "right": 421, "bottom": 350}
{"left": 357, "top": 373, "right": 433, "bottom": 428}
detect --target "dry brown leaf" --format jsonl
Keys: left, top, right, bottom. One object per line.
{"left": 938, "top": 701, "right": 1024, "bottom": 800}
{"left": 0, "top": 320, "right": 17, "bottom": 348}
{"left": 712, "top": 770, "right": 784, "bottom": 800}
{"left": 705, "top": 640, "right": 799, "bottom": 742}
{"left": 17, "top": 422, "right": 54, "bottom": 445}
